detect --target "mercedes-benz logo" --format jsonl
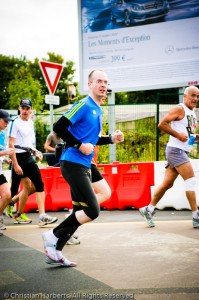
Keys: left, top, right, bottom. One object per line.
{"left": 165, "top": 45, "right": 174, "bottom": 54}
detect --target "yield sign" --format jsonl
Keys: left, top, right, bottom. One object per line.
{"left": 39, "top": 61, "right": 63, "bottom": 95}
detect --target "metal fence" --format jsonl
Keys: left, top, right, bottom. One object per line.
{"left": 14, "top": 93, "right": 199, "bottom": 164}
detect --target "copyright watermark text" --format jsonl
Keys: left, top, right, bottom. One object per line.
{"left": 3, "top": 292, "right": 136, "bottom": 299}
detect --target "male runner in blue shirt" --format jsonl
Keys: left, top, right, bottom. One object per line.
{"left": 42, "top": 69, "right": 110, "bottom": 267}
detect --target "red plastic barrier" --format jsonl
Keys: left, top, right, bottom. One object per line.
{"left": 97, "top": 161, "right": 120, "bottom": 210}
{"left": 20, "top": 193, "right": 37, "bottom": 213}
{"left": 116, "top": 162, "right": 154, "bottom": 209}
{"left": 20, "top": 167, "right": 54, "bottom": 213}
{"left": 20, "top": 167, "right": 72, "bottom": 213}
{"left": 20, "top": 161, "right": 154, "bottom": 213}
{"left": 50, "top": 167, "right": 73, "bottom": 211}
{"left": 41, "top": 167, "right": 54, "bottom": 211}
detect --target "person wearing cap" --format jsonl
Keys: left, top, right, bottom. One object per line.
{"left": 7, "top": 98, "right": 58, "bottom": 226}
{"left": 0, "top": 109, "right": 15, "bottom": 235}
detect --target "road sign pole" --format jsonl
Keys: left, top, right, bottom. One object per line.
{"left": 50, "top": 103, "right": 54, "bottom": 132}
{"left": 44, "top": 95, "right": 60, "bottom": 131}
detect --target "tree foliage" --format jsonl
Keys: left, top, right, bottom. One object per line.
{"left": 0, "top": 55, "right": 27, "bottom": 108}
{"left": 0, "top": 52, "right": 79, "bottom": 112}
{"left": 8, "top": 67, "right": 44, "bottom": 112}
{"left": 115, "top": 88, "right": 180, "bottom": 104}
{"left": 1, "top": 52, "right": 197, "bottom": 158}
{"left": 1, "top": 52, "right": 184, "bottom": 112}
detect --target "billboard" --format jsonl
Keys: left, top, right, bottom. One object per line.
{"left": 78, "top": 0, "right": 199, "bottom": 93}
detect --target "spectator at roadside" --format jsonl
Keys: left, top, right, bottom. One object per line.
{"left": 44, "top": 132, "right": 62, "bottom": 166}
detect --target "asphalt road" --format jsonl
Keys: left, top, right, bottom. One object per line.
{"left": 0, "top": 209, "right": 199, "bottom": 300}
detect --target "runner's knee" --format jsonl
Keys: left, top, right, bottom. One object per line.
{"left": 84, "top": 204, "right": 100, "bottom": 220}
{"left": 184, "top": 177, "right": 197, "bottom": 191}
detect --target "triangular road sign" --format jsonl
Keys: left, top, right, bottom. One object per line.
{"left": 39, "top": 61, "right": 63, "bottom": 95}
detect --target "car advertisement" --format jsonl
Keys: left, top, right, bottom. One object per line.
{"left": 78, "top": 0, "right": 199, "bottom": 93}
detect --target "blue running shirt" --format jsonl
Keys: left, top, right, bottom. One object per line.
{"left": 60, "top": 96, "right": 103, "bottom": 168}
{"left": 0, "top": 131, "right": 6, "bottom": 151}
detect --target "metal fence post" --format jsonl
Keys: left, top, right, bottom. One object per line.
{"left": 108, "top": 91, "right": 116, "bottom": 162}
{"left": 156, "top": 94, "right": 160, "bottom": 161}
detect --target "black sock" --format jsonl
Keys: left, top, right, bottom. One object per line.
{"left": 54, "top": 212, "right": 81, "bottom": 250}
{"left": 15, "top": 212, "right": 21, "bottom": 217}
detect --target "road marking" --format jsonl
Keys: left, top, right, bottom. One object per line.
{"left": 4, "top": 219, "right": 191, "bottom": 230}
{"left": 0, "top": 270, "right": 24, "bottom": 286}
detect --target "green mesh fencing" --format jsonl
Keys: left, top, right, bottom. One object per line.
{"left": 26, "top": 93, "right": 199, "bottom": 163}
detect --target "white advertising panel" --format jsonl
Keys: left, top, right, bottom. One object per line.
{"left": 78, "top": 0, "right": 199, "bottom": 93}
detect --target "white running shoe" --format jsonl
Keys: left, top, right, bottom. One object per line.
{"left": 139, "top": 206, "right": 155, "bottom": 227}
{"left": 39, "top": 214, "right": 58, "bottom": 227}
{"left": 42, "top": 231, "right": 58, "bottom": 260}
{"left": 0, "top": 216, "right": 6, "bottom": 230}
{"left": 66, "top": 236, "right": 80, "bottom": 245}
{"left": 45, "top": 256, "right": 77, "bottom": 267}
{"left": 193, "top": 216, "right": 199, "bottom": 229}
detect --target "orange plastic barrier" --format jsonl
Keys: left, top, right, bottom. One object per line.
{"left": 116, "top": 162, "right": 154, "bottom": 209}
{"left": 20, "top": 161, "right": 154, "bottom": 213}
{"left": 50, "top": 167, "right": 73, "bottom": 211}
{"left": 41, "top": 167, "right": 54, "bottom": 211}
{"left": 20, "top": 167, "right": 54, "bottom": 213}
{"left": 97, "top": 162, "right": 120, "bottom": 210}
{"left": 23, "top": 167, "right": 72, "bottom": 212}
{"left": 20, "top": 193, "right": 37, "bottom": 213}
